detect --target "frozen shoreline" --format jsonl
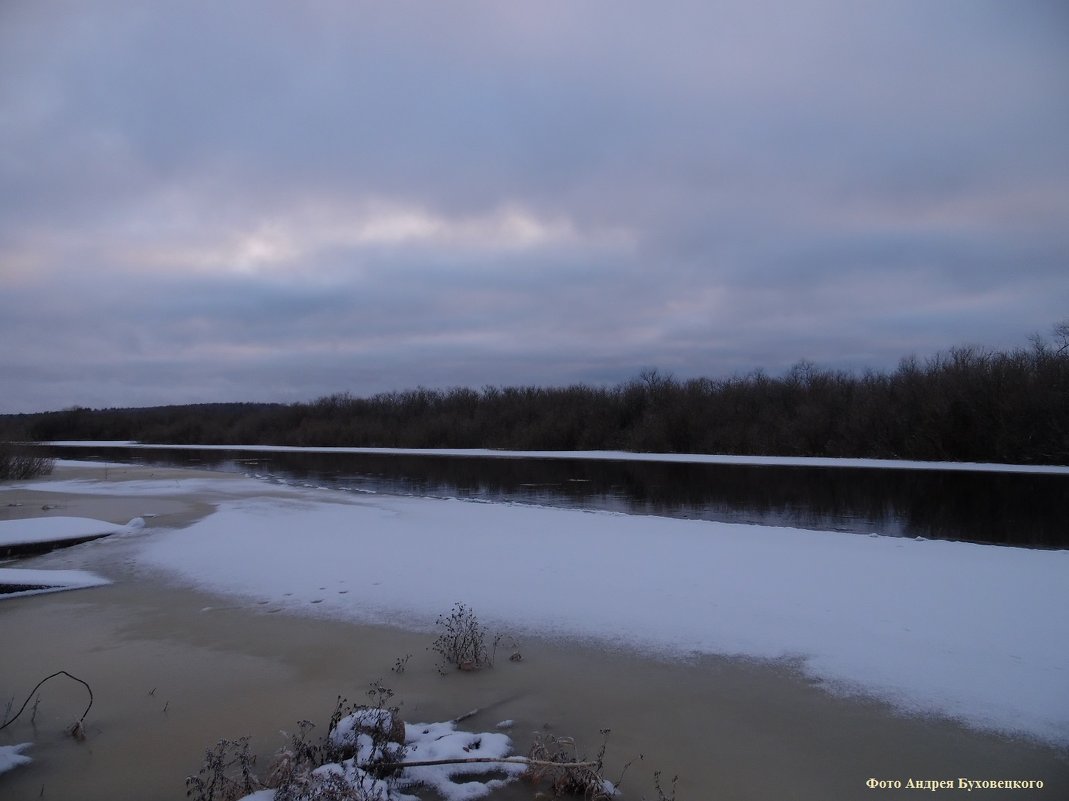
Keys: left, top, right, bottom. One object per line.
{"left": 3, "top": 461, "right": 1069, "bottom": 799}
{"left": 44, "top": 441, "right": 1069, "bottom": 474}
{"left": 6, "top": 461, "right": 1068, "bottom": 748}
{"left": 137, "top": 490, "right": 1069, "bottom": 747}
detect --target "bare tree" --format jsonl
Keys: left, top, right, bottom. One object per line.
{"left": 1053, "top": 318, "right": 1069, "bottom": 354}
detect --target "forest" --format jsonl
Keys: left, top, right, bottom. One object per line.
{"left": 3, "top": 330, "right": 1068, "bottom": 466}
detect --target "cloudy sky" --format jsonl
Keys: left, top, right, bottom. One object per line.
{"left": 2, "top": 1, "right": 1067, "bottom": 413}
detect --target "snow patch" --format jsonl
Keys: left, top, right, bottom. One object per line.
{"left": 0, "top": 743, "right": 32, "bottom": 776}
{"left": 0, "top": 567, "right": 110, "bottom": 598}
{"left": 237, "top": 715, "right": 528, "bottom": 801}
{"left": 400, "top": 720, "right": 525, "bottom": 800}
{"left": 0, "top": 516, "right": 143, "bottom": 548}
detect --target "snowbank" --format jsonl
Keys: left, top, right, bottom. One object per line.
{"left": 0, "top": 516, "right": 143, "bottom": 549}
{"left": 135, "top": 490, "right": 1069, "bottom": 747}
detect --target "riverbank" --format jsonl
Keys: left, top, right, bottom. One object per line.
{"left": 1, "top": 463, "right": 1066, "bottom": 800}
{"left": 0, "top": 462, "right": 234, "bottom": 529}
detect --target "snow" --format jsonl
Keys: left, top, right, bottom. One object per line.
{"left": 329, "top": 708, "right": 398, "bottom": 751}
{"left": 44, "top": 442, "right": 1069, "bottom": 474}
{"left": 7, "top": 463, "right": 1068, "bottom": 748}
{"left": 9, "top": 475, "right": 271, "bottom": 497}
{"left": 263, "top": 714, "right": 527, "bottom": 801}
{"left": 0, "top": 516, "right": 143, "bottom": 547}
{"left": 134, "top": 489, "right": 1069, "bottom": 747}
{"left": 399, "top": 719, "right": 526, "bottom": 799}
{"left": 0, "top": 743, "right": 32, "bottom": 775}
{"left": 0, "top": 567, "right": 111, "bottom": 598}
{"left": 0, "top": 517, "right": 137, "bottom": 597}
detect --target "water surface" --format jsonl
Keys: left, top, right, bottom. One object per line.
{"left": 43, "top": 445, "right": 1069, "bottom": 548}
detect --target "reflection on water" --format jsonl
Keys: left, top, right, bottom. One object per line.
{"left": 45, "top": 446, "right": 1069, "bottom": 548}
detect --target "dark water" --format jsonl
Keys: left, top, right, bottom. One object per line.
{"left": 42, "top": 445, "right": 1069, "bottom": 548}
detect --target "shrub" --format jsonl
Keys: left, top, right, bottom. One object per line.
{"left": 0, "top": 442, "right": 55, "bottom": 480}
{"left": 185, "top": 737, "right": 261, "bottom": 801}
{"left": 430, "top": 602, "right": 500, "bottom": 672}
{"left": 526, "top": 729, "right": 622, "bottom": 799}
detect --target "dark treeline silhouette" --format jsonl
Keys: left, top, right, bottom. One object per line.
{"left": 3, "top": 330, "right": 1068, "bottom": 465}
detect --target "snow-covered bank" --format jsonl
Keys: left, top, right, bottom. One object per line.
{"left": 132, "top": 486, "right": 1069, "bottom": 747}
{"left": 0, "top": 516, "right": 142, "bottom": 552}
{"left": 44, "top": 442, "right": 1069, "bottom": 475}
{"left": 0, "top": 516, "right": 140, "bottom": 595}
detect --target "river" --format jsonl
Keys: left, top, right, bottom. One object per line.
{"left": 41, "top": 444, "right": 1069, "bottom": 548}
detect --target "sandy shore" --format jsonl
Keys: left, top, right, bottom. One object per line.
{"left": 1, "top": 463, "right": 1066, "bottom": 800}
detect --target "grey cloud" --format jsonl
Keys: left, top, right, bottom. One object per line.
{"left": 2, "top": 0, "right": 1067, "bottom": 412}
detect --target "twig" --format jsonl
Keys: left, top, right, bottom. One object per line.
{"left": 383, "top": 756, "right": 598, "bottom": 770}
{"left": 0, "top": 671, "right": 93, "bottom": 732}
{"left": 451, "top": 708, "right": 480, "bottom": 724}
{"left": 450, "top": 692, "right": 524, "bottom": 724}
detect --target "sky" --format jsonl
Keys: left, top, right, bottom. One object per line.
{"left": 1, "top": 1, "right": 1067, "bottom": 414}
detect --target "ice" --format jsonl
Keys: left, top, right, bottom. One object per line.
{"left": 0, "top": 743, "right": 32, "bottom": 776}
{"left": 133, "top": 488, "right": 1069, "bottom": 746}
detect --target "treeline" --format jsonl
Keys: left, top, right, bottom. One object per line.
{"left": 3, "top": 333, "right": 1068, "bottom": 465}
